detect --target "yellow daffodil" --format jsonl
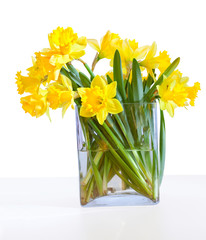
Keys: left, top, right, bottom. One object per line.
{"left": 48, "top": 27, "right": 87, "bottom": 58}
{"left": 20, "top": 94, "right": 47, "bottom": 118}
{"left": 117, "top": 39, "right": 150, "bottom": 75}
{"left": 30, "top": 52, "right": 58, "bottom": 84}
{"left": 42, "top": 27, "right": 87, "bottom": 80}
{"left": 16, "top": 51, "right": 58, "bottom": 95}
{"left": 47, "top": 75, "right": 74, "bottom": 116}
{"left": 158, "top": 70, "right": 201, "bottom": 117}
{"left": 27, "top": 52, "right": 50, "bottom": 82}
{"left": 16, "top": 71, "right": 41, "bottom": 95}
{"left": 187, "top": 82, "right": 201, "bottom": 106}
{"left": 88, "top": 31, "right": 121, "bottom": 60}
{"left": 140, "top": 42, "right": 171, "bottom": 78}
{"left": 155, "top": 51, "right": 171, "bottom": 73}
{"left": 77, "top": 75, "right": 123, "bottom": 125}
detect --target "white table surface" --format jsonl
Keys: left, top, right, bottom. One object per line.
{"left": 0, "top": 176, "right": 205, "bottom": 240}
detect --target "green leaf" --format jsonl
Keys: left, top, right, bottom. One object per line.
{"left": 106, "top": 115, "right": 125, "bottom": 144}
{"left": 79, "top": 72, "right": 91, "bottom": 87}
{"left": 113, "top": 50, "right": 127, "bottom": 101}
{"left": 144, "top": 74, "right": 154, "bottom": 94}
{"left": 103, "top": 155, "right": 109, "bottom": 194}
{"left": 90, "top": 157, "right": 103, "bottom": 195}
{"left": 106, "top": 74, "right": 113, "bottom": 84}
{"left": 127, "top": 82, "right": 133, "bottom": 102}
{"left": 66, "top": 63, "right": 80, "bottom": 78}
{"left": 159, "top": 109, "right": 166, "bottom": 184}
{"left": 131, "top": 58, "right": 143, "bottom": 102}
{"left": 144, "top": 57, "right": 180, "bottom": 101}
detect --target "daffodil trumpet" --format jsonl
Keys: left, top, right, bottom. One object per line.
{"left": 16, "top": 27, "right": 200, "bottom": 206}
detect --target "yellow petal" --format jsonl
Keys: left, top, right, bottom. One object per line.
{"left": 50, "top": 54, "right": 71, "bottom": 66}
{"left": 166, "top": 101, "right": 177, "bottom": 117}
{"left": 107, "top": 99, "right": 123, "bottom": 114}
{"left": 122, "top": 40, "right": 133, "bottom": 61}
{"left": 128, "top": 39, "right": 139, "bottom": 51}
{"left": 87, "top": 39, "right": 101, "bottom": 52}
{"left": 134, "top": 45, "right": 150, "bottom": 60}
{"left": 146, "top": 42, "right": 157, "bottom": 59}
{"left": 70, "top": 50, "right": 85, "bottom": 60}
{"left": 60, "top": 75, "right": 72, "bottom": 89}
{"left": 99, "top": 31, "right": 121, "bottom": 59}
{"left": 100, "top": 31, "right": 111, "bottom": 50}
{"left": 21, "top": 94, "right": 47, "bottom": 118}
{"left": 180, "top": 76, "right": 189, "bottom": 85}
{"left": 76, "top": 36, "right": 87, "bottom": 48}
{"left": 80, "top": 106, "right": 95, "bottom": 118}
{"left": 77, "top": 87, "right": 87, "bottom": 98}
{"left": 96, "top": 108, "right": 108, "bottom": 125}
{"left": 48, "top": 26, "right": 78, "bottom": 52}
{"left": 187, "top": 82, "right": 201, "bottom": 106}
{"left": 70, "top": 37, "right": 87, "bottom": 52}
{"left": 62, "top": 102, "right": 72, "bottom": 118}
{"left": 15, "top": 71, "right": 40, "bottom": 95}
{"left": 91, "top": 75, "right": 106, "bottom": 90}
{"left": 156, "top": 51, "right": 171, "bottom": 73}
{"left": 105, "top": 81, "right": 117, "bottom": 99}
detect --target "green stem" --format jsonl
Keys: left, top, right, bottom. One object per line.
{"left": 85, "top": 177, "right": 94, "bottom": 203}
{"left": 107, "top": 151, "right": 151, "bottom": 197}
{"left": 84, "top": 120, "right": 103, "bottom": 196}
{"left": 152, "top": 150, "right": 159, "bottom": 202}
{"left": 114, "top": 114, "right": 152, "bottom": 184}
{"left": 89, "top": 120, "right": 152, "bottom": 196}
{"left": 103, "top": 154, "right": 110, "bottom": 195}
{"left": 91, "top": 53, "right": 99, "bottom": 71}
{"left": 102, "top": 122, "right": 146, "bottom": 183}
{"left": 77, "top": 58, "right": 95, "bottom": 79}
{"left": 113, "top": 168, "right": 147, "bottom": 196}
{"left": 81, "top": 150, "right": 103, "bottom": 186}
{"left": 159, "top": 109, "right": 166, "bottom": 184}
{"left": 84, "top": 63, "right": 95, "bottom": 79}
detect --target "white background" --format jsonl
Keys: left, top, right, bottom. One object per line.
{"left": 0, "top": 0, "right": 205, "bottom": 178}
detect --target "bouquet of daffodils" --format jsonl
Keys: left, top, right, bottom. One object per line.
{"left": 16, "top": 27, "right": 200, "bottom": 205}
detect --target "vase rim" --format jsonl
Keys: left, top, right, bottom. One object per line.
{"left": 75, "top": 100, "right": 157, "bottom": 109}
{"left": 119, "top": 100, "right": 157, "bottom": 106}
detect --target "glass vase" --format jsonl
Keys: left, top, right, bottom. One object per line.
{"left": 75, "top": 102, "right": 160, "bottom": 207}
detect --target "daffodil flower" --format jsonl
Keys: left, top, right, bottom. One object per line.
{"left": 20, "top": 94, "right": 48, "bottom": 118}
{"left": 156, "top": 51, "right": 171, "bottom": 73}
{"left": 32, "top": 52, "right": 59, "bottom": 83}
{"left": 117, "top": 39, "right": 150, "bottom": 75}
{"left": 28, "top": 52, "right": 53, "bottom": 82}
{"left": 158, "top": 70, "right": 201, "bottom": 117}
{"left": 42, "top": 27, "right": 87, "bottom": 80}
{"left": 187, "top": 82, "right": 201, "bottom": 106}
{"left": 88, "top": 31, "right": 121, "bottom": 60}
{"left": 140, "top": 42, "right": 171, "bottom": 79}
{"left": 16, "top": 71, "right": 41, "bottom": 95}
{"left": 77, "top": 75, "right": 123, "bottom": 125}
{"left": 47, "top": 75, "right": 75, "bottom": 117}
{"left": 16, "top": 51, "right": 60, "bottom": 95}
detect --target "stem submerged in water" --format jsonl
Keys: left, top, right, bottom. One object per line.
{"left": 78, "top": 103, "right": 160, "bottom": 204}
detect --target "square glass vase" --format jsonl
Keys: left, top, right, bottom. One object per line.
{"left": 75, "top": 102, "right": 160, "bottom": 207}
